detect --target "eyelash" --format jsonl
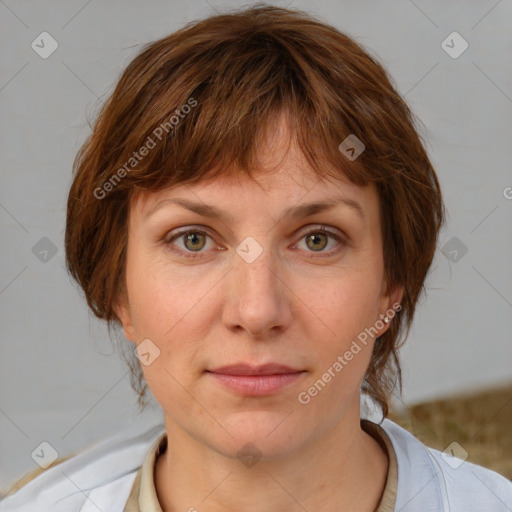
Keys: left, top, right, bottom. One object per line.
{"left": 163, "top": 225, "right": 345, "bottom": 259}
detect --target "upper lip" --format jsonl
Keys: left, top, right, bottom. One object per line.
{"left": 207, "top": 363, "right": 304, "bottom": 376}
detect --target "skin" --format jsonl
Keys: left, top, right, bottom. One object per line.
{"left": 115, "top": 113, "right": 403, "bottom": 512}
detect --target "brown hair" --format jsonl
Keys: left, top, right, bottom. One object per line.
{"left": 65, "top": 3, "right": 445, "bottom": 416}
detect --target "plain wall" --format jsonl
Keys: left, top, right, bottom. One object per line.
{"left": 1, "top": 0, "right": 511, "bottom": 493}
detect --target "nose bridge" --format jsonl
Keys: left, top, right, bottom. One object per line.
{"left": 238, "top": 245, "right": 278, "bottom": 294}
{"left": 225, "top": 236, "right": 291, "bottom": 336}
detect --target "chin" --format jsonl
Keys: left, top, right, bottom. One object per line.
{"left": 211, "top": 412, "right": 309, "bottom": 459}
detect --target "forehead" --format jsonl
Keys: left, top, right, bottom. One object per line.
{"left": 132, "top": 113, "right": 377, "bottom": 218}
{"left": 130, "top": 171, "right": 379, "bottom": 243}
{"left": 133, "top": 161, "right": 375, "bottom": 220}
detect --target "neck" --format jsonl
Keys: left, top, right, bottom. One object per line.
{"left": 155, "top": 403, "right": 388, "bottom": 512}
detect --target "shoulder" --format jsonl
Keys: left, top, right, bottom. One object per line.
{"left": 1, "top": 453, "right": 77, "bottom": 499}
{"left": 426, "top": 445, "right": 512, "bottom": 510}
{"left": 379, "top": 418, "right": 512, "bottom": 511}
{"left": 0, "top": 422, "right": 165, "bottom": 512}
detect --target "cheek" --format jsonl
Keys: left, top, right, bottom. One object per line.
{"left": 124, "top": 251, "right": 224, "bottom": 359}
{"left": 310, "top": 273, "right": 382, "bottom": 335}
{"left": 125, "top": 248, "right": 190, "bottom": 334}
{"left": 302, "top": 272, "right": 383, "bottom": 386}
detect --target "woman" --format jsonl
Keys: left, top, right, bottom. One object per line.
{"left": 2, "top": 4, "right": 511, "bottom": 511}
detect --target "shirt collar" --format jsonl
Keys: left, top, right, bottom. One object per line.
{"left": 125, "top": 420, "right": 398, "bottom": 511}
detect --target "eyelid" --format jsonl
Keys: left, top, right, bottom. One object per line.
{"left": 164, "top": 225, "right": 219, "bottom": 245}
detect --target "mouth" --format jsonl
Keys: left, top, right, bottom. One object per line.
{"left": 205, "top": 363, "right": 306, "bottom": 396}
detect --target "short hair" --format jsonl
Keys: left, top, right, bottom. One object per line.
{"left": 65, "top": 3, "right": 445, "bottom": 416}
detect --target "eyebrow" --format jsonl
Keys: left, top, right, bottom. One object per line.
{"left": 144, "top": 195, "right": 365, "bottom": 222}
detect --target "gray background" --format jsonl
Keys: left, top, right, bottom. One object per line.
{"left": 1, "top": 0, "right": 511, "bottom": 493}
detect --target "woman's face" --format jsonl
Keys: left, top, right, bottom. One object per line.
{"left": 116, "top": 118, "right": 402, "bottom": 461}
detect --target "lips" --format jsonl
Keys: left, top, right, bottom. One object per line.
{"left": 206, "top": 363, "right": 306, "bottom": 396}
{"left": 207, "top": 363, "right": 303, "bottom": 376}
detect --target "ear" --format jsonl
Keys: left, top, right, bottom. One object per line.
{"left": 113, "top": 291, "right": 136, "bottom": 343}
{"left": 383, "top": 283, "right": 404, "bottom": 313}
{"left": 377, "top": 282, "right": 404, "bottom": 336}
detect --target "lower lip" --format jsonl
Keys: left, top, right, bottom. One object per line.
{"left": 206, "top": 371, "right": 305, "bottom": 396}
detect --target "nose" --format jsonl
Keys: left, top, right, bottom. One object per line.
{"left": 222, "top": 243, "right": 293, "bottom": 338}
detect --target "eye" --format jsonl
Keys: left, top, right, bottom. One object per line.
{"left": 165, "top": 228, "right": 217, "bottom": 257}
{"left": 294, "top": 226, "right": 344, "bottom": 256}
{"left": 164, "top": 225, "right": 344, "bottom": 259}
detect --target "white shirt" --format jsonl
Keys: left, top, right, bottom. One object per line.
{"left": 1, "top": 418, "right": 511, "bottom": 511}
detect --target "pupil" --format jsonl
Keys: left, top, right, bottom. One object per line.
{"left": 309, "top": 233, "right": 326, "bottom": 251}
{"left": 186, "top": 233, "right": 203, "bottom": 250}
